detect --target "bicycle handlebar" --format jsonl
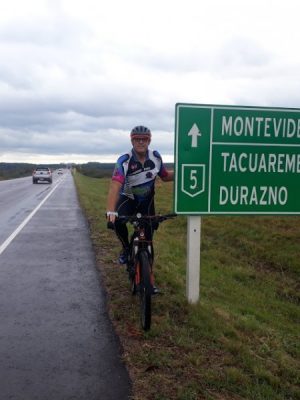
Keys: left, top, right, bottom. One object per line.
{"left": 117, "top": 213, "right": 177, "bottom": 224}
{"left": 106, "top": 213, "right": 177, "bottom": 229}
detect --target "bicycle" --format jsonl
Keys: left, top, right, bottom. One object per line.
{"left": 108, "top": 213, "right": 176, "bottom": 331}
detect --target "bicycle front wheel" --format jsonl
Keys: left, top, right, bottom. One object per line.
{"left": 138, "top": 250, "right": 152, "bottom": 331}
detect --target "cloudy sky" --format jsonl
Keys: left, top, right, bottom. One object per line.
{"left": 0, "top": 0, "right": 299, "bottom": 164}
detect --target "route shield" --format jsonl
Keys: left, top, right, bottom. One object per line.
{"left": 181, "top": 164, "right": 206, "bottom": 197}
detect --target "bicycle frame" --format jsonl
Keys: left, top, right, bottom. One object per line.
{"left": 127, "top": 217, "right": 153, "bottom": 285}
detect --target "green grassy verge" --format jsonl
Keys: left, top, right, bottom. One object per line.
{"left": 74, "top": 172, "right": 299, "bottom": 400}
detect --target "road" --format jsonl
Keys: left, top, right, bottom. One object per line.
{"left": 0, "top": 170, "right": 131, "bottom": 400}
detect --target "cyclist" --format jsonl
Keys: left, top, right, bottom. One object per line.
{"left": 106, "top": 125, "right": 174, "bottom": 264}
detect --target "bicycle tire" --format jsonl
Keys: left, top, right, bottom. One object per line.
{"left": 138, "top": 250, "right": 152, "bottom": 331}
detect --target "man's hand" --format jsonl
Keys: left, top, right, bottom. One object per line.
{"left": 106, "top": 211, "right": 118, "bottom": 224}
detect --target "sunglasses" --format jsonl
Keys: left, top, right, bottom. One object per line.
{"left": 132, "top": 137, "right": 149, "bottom": 143}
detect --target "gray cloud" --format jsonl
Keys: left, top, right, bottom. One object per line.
{"left": 0, "top": 0, "right": 299, "bottom": 163}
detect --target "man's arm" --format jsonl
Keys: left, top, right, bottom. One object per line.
{"left": 106, "top": 180, "right": 122, "bottom": 223}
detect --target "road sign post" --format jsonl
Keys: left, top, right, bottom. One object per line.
{"left": 186, "top": 216, "right": 201, "bottom": 304}
{"left": 175, "top": 103, "right": 300, "bottom": 303}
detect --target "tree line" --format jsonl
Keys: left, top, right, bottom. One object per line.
{"left": 0, "top": 162, "right": 174, "bottom": 180}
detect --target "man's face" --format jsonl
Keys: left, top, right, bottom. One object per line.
{"left": 131, "top": 137, "right": 150, "bottom": 154}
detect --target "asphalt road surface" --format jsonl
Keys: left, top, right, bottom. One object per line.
{"left": 0, "top": 171, "right": 132, "bottom": 400}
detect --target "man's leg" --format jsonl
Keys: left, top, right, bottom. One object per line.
{"left": 115, "top": 196, "right": 136, "bottom": 264}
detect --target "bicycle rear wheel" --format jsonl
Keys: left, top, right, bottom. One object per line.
{"left": 138, "top": 250, "right": 152, "bottom": 331}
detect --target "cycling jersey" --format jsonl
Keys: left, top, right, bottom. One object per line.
{"left": 112, "top": 149, "right": 168, "bottom": 201}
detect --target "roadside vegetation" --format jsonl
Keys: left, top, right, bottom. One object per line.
{"left": 75, "top": 171, "right": 299, "bottom": 400}
{"left": 75, "top": 162, "right": 114, "bottom": 178}
{"left": 0, "top": 162, "right": 71, "bottom": 180}
{"left": 0, "top": 162, "right": 36, "bottom": 180}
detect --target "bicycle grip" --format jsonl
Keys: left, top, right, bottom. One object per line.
{"left": 107, "top": 221, "right": 115, "bottom": 230}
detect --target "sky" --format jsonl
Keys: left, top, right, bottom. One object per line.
{"left": 0, "top": 0, "right": 300, "bottom": 164}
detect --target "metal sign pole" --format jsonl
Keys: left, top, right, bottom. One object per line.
{"left": 186, "top": 216, "right": 201, "bottom": 304}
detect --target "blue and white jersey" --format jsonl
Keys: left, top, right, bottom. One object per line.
{"left": 112, "top": 149, "right": 168, "bottom": 201}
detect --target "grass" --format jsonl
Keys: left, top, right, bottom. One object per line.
{"left": 73, "top": 171, "right": 300, "bottom": 400}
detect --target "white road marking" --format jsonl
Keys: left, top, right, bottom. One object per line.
{"left": 0, "top": 178, "right": 65, "bottom": 256}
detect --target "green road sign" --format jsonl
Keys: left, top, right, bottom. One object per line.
{"left": 174, "top": 103, "right": 300, "bottom": 214}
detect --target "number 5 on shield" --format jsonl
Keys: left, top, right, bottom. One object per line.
{"left": 190, "top": 170, "right": 197, "bottom": 190}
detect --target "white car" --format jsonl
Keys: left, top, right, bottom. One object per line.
{"left": 57, "top": 168, "right": 64, "bottom": 174}
{"left": 32, "top": 167, "right": 52, "bottom": 184}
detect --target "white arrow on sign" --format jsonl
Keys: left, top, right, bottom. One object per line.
{"left": 187, "top": 123, "right": 202, "bottom": 148}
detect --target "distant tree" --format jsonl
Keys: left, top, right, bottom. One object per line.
{"left": 76, "top": 162, "right": 114, "bottom": 178}
{"left": 0, "top": 163, "right": 36, "bottom": 180}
